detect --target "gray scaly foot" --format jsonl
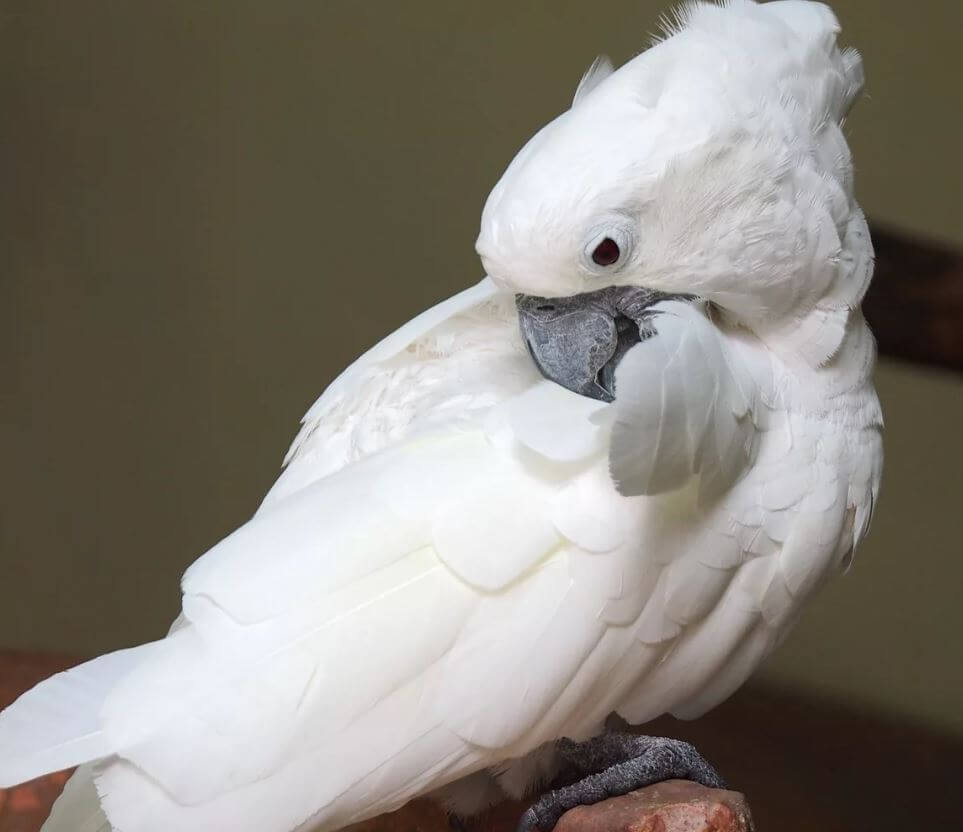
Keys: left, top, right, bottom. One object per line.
{"left": 516, "top": 733, "right": 726, "bottom": 832}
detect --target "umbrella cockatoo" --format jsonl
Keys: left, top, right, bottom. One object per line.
{"left": 0, "top": 2, "right": 882, "bottom": 831}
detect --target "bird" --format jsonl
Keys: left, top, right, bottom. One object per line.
{"left": 0, "top": 2, "right": 883, "bottom": 831}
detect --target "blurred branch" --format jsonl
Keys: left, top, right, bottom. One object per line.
{"left": 866, "top": 223, "right": 963, "bottom": 373}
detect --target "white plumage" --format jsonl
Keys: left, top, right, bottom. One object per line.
{"left": 0, "top": 3, "right": 883, "bottom": 831}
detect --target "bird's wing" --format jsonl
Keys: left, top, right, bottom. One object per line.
{"left": 3, "top": 319, "right": 612, "bottom": 829}
{"left": 4, "top": 295, "right": 881, "bottom": 832}
{"left": 163, "top": 277, "right": 511, "bottom": 640}
{"left": 80, "top": 384, "right": 623, "bottom": 832}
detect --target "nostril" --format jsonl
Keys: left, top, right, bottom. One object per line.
{"left": 536, "top": 304, "right": 556, "bottom": 312}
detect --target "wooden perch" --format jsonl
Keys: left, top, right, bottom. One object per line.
{"left": 865, "top": 223, "right": 963, "bottom": 373}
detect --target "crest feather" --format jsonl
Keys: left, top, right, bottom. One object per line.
{"left": 572, "top": 55, "right": 614, "bottom": 106}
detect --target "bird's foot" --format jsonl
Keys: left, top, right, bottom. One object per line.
{"left": 515, "top": 733, "right": 726, "bottom": 832}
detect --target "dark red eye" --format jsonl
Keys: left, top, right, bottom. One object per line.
{"left": 591, "top": 237, "right": 621, "bottom": 266}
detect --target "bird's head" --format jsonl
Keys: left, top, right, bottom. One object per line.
{"left": 476, "top": 1, "right": 871, "bottom": 400}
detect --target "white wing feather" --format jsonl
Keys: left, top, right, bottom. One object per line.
{"left": 0, "top": 645, "right": 161, "bottom": 787}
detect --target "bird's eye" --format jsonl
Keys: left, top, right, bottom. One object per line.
{"left": 591, "top": 237, "right": 621, "bottom": 266}
{"left": 583, "top": 220, "right": 634, "bottom": 274}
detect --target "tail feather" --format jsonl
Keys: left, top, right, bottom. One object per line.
{"left": 0, "top": 643, "right": 160, "bottom": 788}
{"left": 42, "top": 763, "right": 112, "bottom": 832}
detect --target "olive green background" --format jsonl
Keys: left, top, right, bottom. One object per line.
{"left": 2, "top": 2, "right": 962, "bottom": 735}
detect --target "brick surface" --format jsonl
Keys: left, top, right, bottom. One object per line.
{"left": 553, "top": 781, "right": 752, "bottom": 832}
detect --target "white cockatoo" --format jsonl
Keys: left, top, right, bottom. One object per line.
{"left": 1, "top": 2, "right": 882, "bottom": 831}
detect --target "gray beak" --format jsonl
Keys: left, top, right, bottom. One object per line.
{"left": 516, "top": 286, "right": 691, "bottom": 402}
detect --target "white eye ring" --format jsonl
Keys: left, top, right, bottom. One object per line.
{"left": 582, "top": 221, "right": 635, "bottom": 274}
